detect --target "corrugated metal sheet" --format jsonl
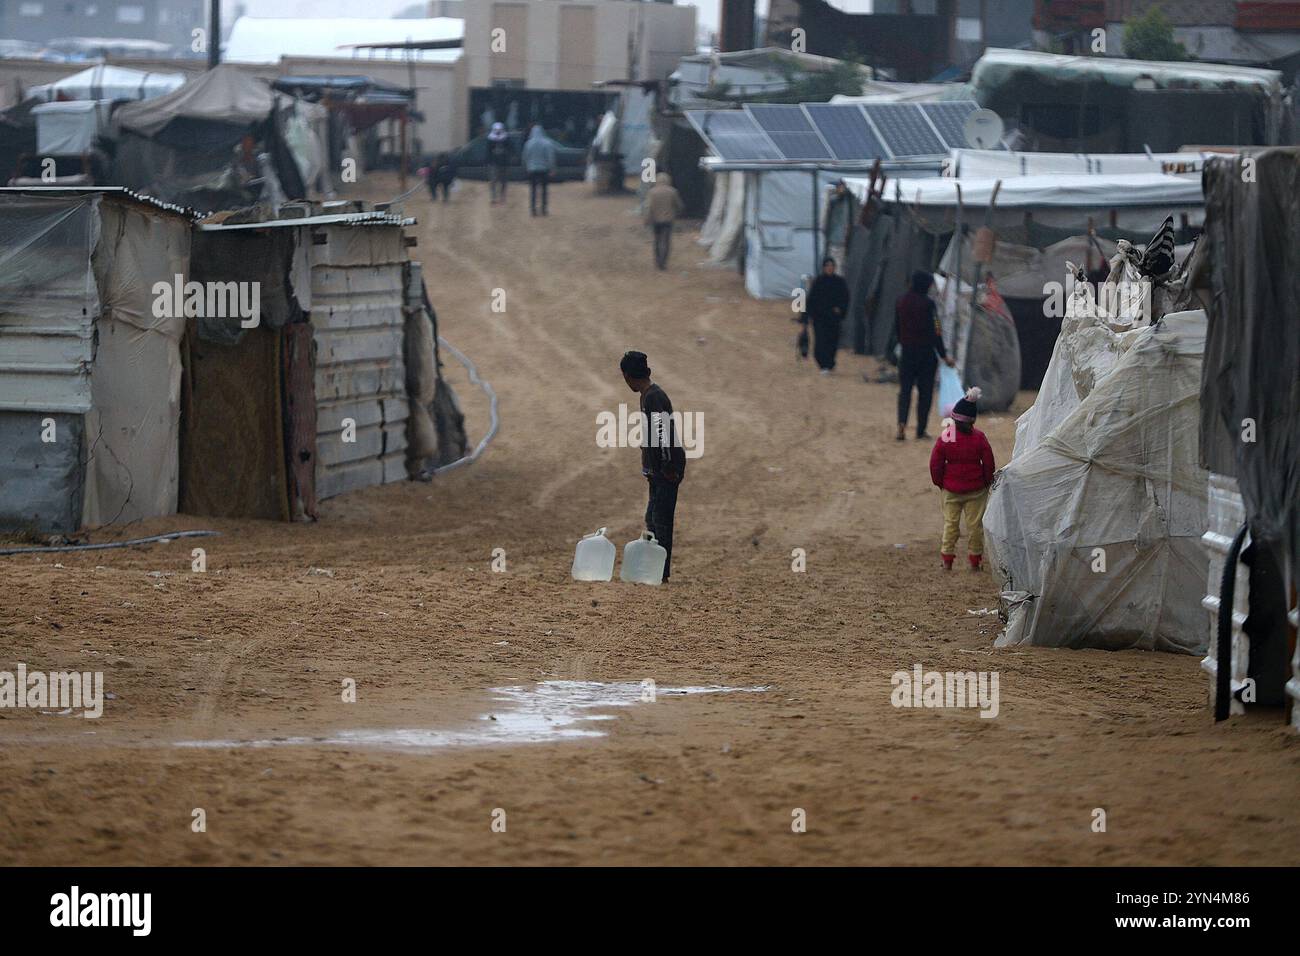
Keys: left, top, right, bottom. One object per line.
{"left": 308, "top": 225, "right": 409, "bottom": 501}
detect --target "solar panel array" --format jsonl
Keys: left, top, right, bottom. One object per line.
{"left": 686, "top": 110, "right": 782, "bottom": 161}
{"left": 687, "top": 101, "right": 1002, "bottom": 163}
{"left": 748, "top": 104, "right": 832, "bottom": 160}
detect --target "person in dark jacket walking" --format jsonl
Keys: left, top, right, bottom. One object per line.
{"left": 895, "top": 270, "right": 955, "bottom": 440}
{"left": 486, "top": 122, "right": 512, "bottom": 204}
{"left": 620, "top": 350, "right": 685, "bottom": 581}
{"left": 929, "top": 387, "right": 996, "bottom": 570}
{"left": 803, "top": 257, "right": 850, "bottom": 373}
{"left": 427, "top": 152, "right": 455, "bottom": 202}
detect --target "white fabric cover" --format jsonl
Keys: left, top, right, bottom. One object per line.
{"left": 949, "top": 149, "right": 1218, "bottom": 180}
{"left": 844, "top": 172, "right": 1202, "bottom": 209}
{"left": 27, "top": 65, "right": 184, "bottom": 104}
{"left": 984, "top": 309, "right": 1210, "bottom": 654}
{"left": 33, "top": 101, "right": 111, "bottom": 155}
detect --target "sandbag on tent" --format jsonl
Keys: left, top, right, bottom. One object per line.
{"left": 984, "top": 309, "right": 1210, "bottom": 654}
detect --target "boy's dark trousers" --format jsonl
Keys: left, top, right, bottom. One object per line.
{"left": 898, "top": 345, "right": 938, "bottom": 435}
{"left": 645, "top": 475, "right": 679, "bottom": 580}
{"left": 528, "top": 172, "right": 548, "bottom": 214}
{"left": 653, "top": 223, "right": 672, "bottom": 269}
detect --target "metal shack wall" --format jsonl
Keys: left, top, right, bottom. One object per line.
{"left": 308, "top": 224, "right": 410, "bottom": 501}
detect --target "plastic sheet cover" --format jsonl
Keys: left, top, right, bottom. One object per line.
{"left": 984, "top": 310, "right": 1210, "bottom": 654}
{"left": 1199, "top": 149, "right": 1300, "bottom": 579}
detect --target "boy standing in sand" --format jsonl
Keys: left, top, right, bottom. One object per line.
{"left": 620, "top": 350, "right": 685, "bottom": 581}
{"left": 929, "top": 387, "right": 996, "bottom": 571}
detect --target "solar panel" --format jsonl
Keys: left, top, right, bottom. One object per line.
{"left": 746, "top": 104, "right": 815, "bottom": 133}
{"left": 766, "top": 132, "right": 832, "bottom": 159}
{"left": 920, "top": 102, "right": 1003, "bottom": 150}
{"left": 862, "top": 103, "right": 945, "bottom": 157}
{"left": 802, "top": 103, "right": 887, "bottom": 161}
{"left": 687, "top": 109, "right": 782, "bottom": 161}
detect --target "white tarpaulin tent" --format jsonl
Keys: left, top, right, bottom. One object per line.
{"left": 27, "top": 64, "right": 185, "bottom": 104}
{"left": 984, "top": 309, "right": 1210, "bottom": 653}
{"left": 32, "top": 101, "right": 112, "bottom": 155}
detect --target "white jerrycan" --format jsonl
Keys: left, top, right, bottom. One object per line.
{"left": 571, "top": 528, "right": 616, "bottom": 581}
{"left": 620, "top": 531, "right": 667, "bottom": 585}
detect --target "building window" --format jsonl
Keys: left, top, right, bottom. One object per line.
{"left": 19, "top": 2, "right": 44, "bottom": 15}
{"left": 955, "top": 17, "right": 982, "bottom": 42}
{"left": 116, "top": 4, "right": 145, "bottom": 22}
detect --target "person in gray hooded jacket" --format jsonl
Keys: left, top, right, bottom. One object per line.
{"left": 522, "top": 124, "right": 557, "bottom": 216}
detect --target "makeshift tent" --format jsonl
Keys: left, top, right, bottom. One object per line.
{"left": 969, "top": 48, "right": 1289, "bottom": 153}
{"left": 26, "top": 65, "right": 185, "bottom": 104}
{"left": 0, "top": 187, "right": 194, "bottom": 534}
{"left": 840, "top": 169, "right": 1204, "bottom": 389}
{"left": 1196, "top": 149, "right": 1300, "bottom": 724}
{"left": 182, "top": 205, "right": 466, "bottom": 519}
{"left": 984, "top": 309, "right": 1211, "bottom": 654}
{"left": 111, "top": 66, "right": 327, "bottom": 209}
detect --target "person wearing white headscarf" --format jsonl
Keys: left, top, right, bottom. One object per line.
{"left": 487, "top": 122, "right": 512, "bottom": 204}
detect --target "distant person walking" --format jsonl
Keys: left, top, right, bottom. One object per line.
{"left": 895, "top": 270, "right": 954, "bottom": 441}
{"left": 803, "top": 257, "right": 850, "bottom": 374}
{"left": 620, "top": 350, "right": 685, "bottom": 581}
{"left": 521, "top": 123, "right": 557, "bottom": 216}
{"left": 644, "top": 173, "right": 683, "bottom": 270}
{"left": 427, "top": 152, "right": 455, "bottom": 202}
{"left": 487, "top": 122, "right": 512, "bottom": 204}
{"left": 929, "top": 387, "right": 995, "bottom": 571}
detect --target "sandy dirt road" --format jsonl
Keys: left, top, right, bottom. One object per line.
{"left": 1, "top": 176, "right": 1296, "bottom": 866}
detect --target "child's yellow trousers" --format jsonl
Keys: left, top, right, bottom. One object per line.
{"left": 941, "top": 488, "right": 989, "bottom": 555}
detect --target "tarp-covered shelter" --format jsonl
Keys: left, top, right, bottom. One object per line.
{"left": 984, "top": 309, "right": 1210, "bottom": 653}
{"left": 1196, "top": 149, "right": 1300, "bottom": 724}
{"left": 970, "top": 48, "right": 1290, "bottom": 153}
{"left": 0, "top": 187, "right": 195, "bottom": 534}
{"left": 841, "top": 170, "right": 1204, "bottom": 392}
{"left": 26, "top": 64, "right": 185, "bottom": 104}
{"left": 111, "top": 66, "right": 328, "bottom": 210}
{"left": 181, "top": 204, "right": 466, "bottom": 520}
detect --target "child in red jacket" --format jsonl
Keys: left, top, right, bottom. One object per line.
{"left": 929, "top": 387, "right": 996, "bottom": 571}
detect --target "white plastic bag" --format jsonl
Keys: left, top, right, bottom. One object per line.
{"left": 937, "top": 363, "right": 963, "bottom": 418}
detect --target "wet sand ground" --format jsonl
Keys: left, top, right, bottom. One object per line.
{"left": 1, "top": 175, "right": 1295, "bottom": 865}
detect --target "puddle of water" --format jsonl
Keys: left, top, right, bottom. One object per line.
{"left": 177, "top": 680, "right": 771, "bottom": 751}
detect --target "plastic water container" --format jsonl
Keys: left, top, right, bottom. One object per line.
{"left": 620, "top": 531, "right": 667, "bottom": 585}
{"left": 571, "top": 528, "right": 616, "bottom": 581}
